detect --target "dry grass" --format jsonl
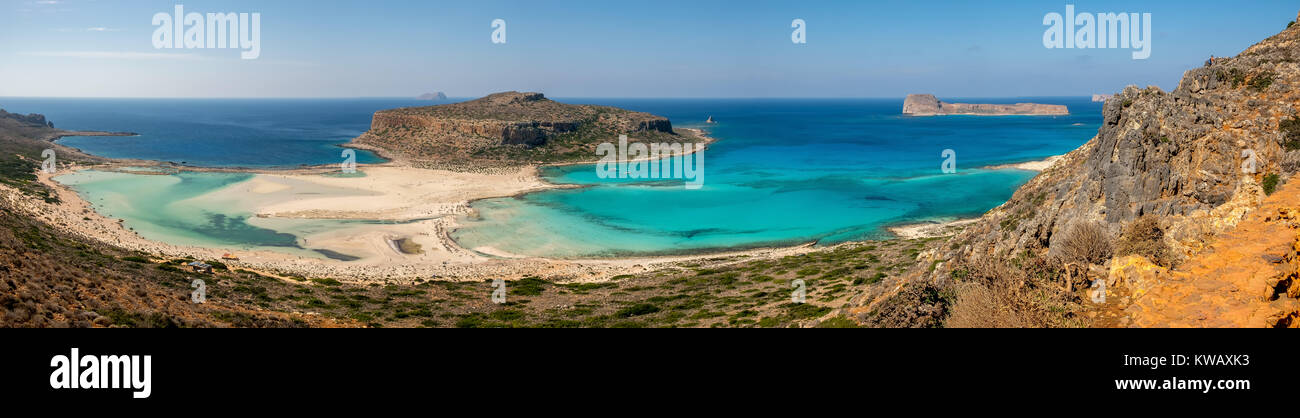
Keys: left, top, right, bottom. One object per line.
{"left": 1115, "top": 216, "right": 1171, "bottom": 267}
{"left": 945, "top": 254, "right": 1088, "bottom": 328}
{"left": 1054, "top": 222, "right": 1112, "bottom": 266}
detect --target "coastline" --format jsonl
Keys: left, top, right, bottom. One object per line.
{"left": 979, "top": 155, "right": 1062, "bottom": 172}
{"left": 542, "top": 127, "right": 717, "bottom": 168}
{"left": 887, "top": 218, "right": 980, "bottom": 239}
{"left": 23, "top": 155, "right": 827, "bottom": 284}
{"left": 22, "top": 119, "right": 1011, "bottom": 284}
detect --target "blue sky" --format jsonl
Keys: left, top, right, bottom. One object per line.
{"left": 0, "top": 0, "right": 1295, "bottom": 98}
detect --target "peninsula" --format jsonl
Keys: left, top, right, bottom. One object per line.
{"left": 350, "top": 91, "right": 699, "bottom": 168}
{"left": 902, "top": 94, "right": 1069, "bottom": 116}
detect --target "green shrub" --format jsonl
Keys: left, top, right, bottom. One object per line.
{"left": 615, "top": 303, "right": 660, "bottom": 318}
{"left": 816, "top": 316, "right": 860, "bottom": 328}
{"left": 309, "top": 278, "right": 342, "bottom": 286}
{"left": 1217, "top": 68, "right": 1247, "bottom": 87}
{"left": 1281, "top": 117, "right": 1300, "bottom": 150}
{"left": 1263, "top": 173, "right": 1281, "bottom": 195}
{"left": 1248, "top": 72, "right": 1275, "bottom": 92}
{"left": 509, "top": 277, "right": 548, "bottom": 296}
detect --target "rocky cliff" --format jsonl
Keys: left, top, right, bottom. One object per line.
{"left": 927, "top": 11, "right": 1300, "bottom": 327}
{"left": 953, "top": 15, "right": 1300, "bottom": 263}
{"left": 351, "top": 91, "right": 679, "bottom": 167}
{"left": 0, "top": 109, "right": 52, "bottom": 128}
{"left": 902, "top": 94, "right": 1068, "bottom": 116}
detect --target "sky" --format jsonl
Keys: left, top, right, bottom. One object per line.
{"left": 0, "top": 0, "right": 1296, "bottom": 98}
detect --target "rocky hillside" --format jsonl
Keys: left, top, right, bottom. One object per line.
{"left": 0, "top": 113, "right": 350, "bottom": 327}
{"left": 871, "top": 10, "right": 1300, "bottom": 327}
{"left": 351, "top": 91, "right": 683, "bottom": 168}
{"left": 952, "top": 13, "right": 1300, "bottom": 265}
{"left": 0, "top": 109, "right": 54, "bottom": 128}
{"left": 1113, "top": 177, "right": 1300, "bottom": 327}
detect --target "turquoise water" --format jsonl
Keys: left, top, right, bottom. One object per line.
{"left": 451, "top": 98, "right": 1102, "bottom": 257}
{"left": 54, "top": 170, "right": 368, "bottom": 259}
{"left": 12, "top": 98, "right": 1102, "bottom": 258}
{"left": 54, "top": 170, "right": 298, "bottom": 248}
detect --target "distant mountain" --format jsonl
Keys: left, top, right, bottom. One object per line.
{"left": 416, "top": 92, "right": 448, "bottom": 101}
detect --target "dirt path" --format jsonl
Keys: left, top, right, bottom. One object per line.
{"left": 1121, "top": 180, "right": 1300, "bottom": 327}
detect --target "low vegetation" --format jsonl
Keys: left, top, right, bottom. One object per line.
{"left": 1263, "top": 173, "right": 1281, "bottom": 195}
{"left": 1280, "top": 117, "right": 1300, "bottom": 151}
{"left": 1115, "top": 216, "right": 1172, "bottom": 268}
{"left": 1054, "top": 222, "right": 1112, "bottom": 267}
{"left": 945, "top": 254, "right": 1087, "bottom": 328}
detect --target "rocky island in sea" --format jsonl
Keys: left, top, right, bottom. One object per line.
{"left": 350, "top": 91, "right": 701, "bottom": 168}
{"left": 416, "top": 92, "right": 448, "bottom": 101}
{"left": 902, "top": 94, "right": 1069, "bottom": 116}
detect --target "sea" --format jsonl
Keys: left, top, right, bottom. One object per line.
{"left": 0, "top": 97, "right": 1103, "bottom": 258}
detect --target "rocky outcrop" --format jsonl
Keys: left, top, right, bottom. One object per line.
{"left": 352, "top": 91, "right": 678, "bottom": 166}
{"left": 417, "top": 92, "right": 448, "bottom": 101}
{"left": 0, "top": 109, "right": 52, "bottom": 128}
{"left": 951, "top": 16, "right": 1300, "bottom": 264}
{"left": 932, "top": 10, "right": 1300, "bottom": 327}
{"left": 1116, "top": 183, "right": 1300, "bottom": 327}
{"left": 902, "top": 94, "right": 1068, "bottom": 116}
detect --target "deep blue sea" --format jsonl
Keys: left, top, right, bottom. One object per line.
{"left": 0, "top": 98, "right": 417, "bottom": 167}
{"left": 1, "top": 97, "right": 1102, "bottom": 258}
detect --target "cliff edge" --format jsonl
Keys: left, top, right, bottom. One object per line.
{"left": 937, "top": 10, "right": 1300, "bottom": 327}
{"left": 847, "top": 11, "right": 1300, "bottom": 328}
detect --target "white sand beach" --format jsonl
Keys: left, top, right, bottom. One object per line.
{"left": 980, "top": 155, "right": 1062, "bottom": 172}
{"left": 11, "top": 162, "right": 819, "bottom": 285}
{"left": 887, "top": 219, "right": 979, "bottom": 239}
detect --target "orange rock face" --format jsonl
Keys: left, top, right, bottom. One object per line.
{"left": 1121, "top": 181, "right": 1300, "bottom": 328}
